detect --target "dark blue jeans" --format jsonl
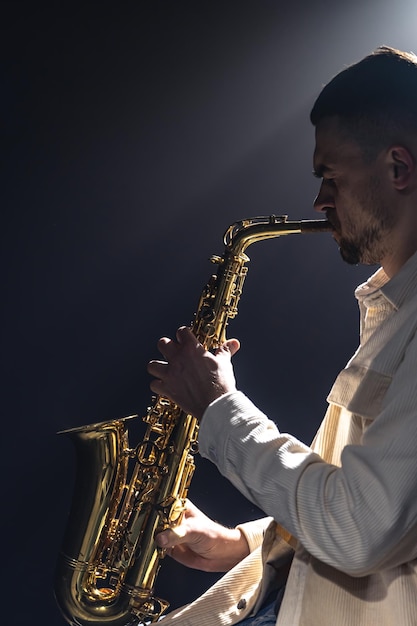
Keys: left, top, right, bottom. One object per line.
{"left": 236, "top": 585, "right": 286, "bottom": 626}
{"left": 236, "top": 600, "right": 277, "bottom": 626}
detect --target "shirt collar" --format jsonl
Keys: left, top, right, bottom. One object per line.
{"left": 355, "top": 249, "right": 417, "bottom": 310}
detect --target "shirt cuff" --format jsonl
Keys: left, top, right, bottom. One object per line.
{"left": 236, "top": 517, "right": 273, "bottom": 553}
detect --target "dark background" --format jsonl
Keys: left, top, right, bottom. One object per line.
{"left": 2, "top": 1, "right": 416, "bottom": 624}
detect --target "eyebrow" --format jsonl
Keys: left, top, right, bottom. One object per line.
{"left": 312, "top": 164, "right": 332, "bottom": 179}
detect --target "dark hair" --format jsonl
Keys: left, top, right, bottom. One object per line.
{"left": 310, "top": 46, "right": 417, "bottom": 157}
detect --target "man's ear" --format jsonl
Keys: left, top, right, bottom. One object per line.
{"left": 387, "top": 145, "right": 415, "bottom": 191}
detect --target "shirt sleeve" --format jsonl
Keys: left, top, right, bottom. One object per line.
{"left": 198, "top": 334, "right": 417, "bottom": 577}
{"left": 235, "top": 516, "right": 273, "bottom": 553}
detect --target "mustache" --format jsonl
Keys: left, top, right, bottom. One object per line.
{"left": 325, "top": 211, "right": 340, "bottom": 232}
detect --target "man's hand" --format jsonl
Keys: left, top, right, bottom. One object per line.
{"left": 154, "top": 500, "right": 250, "bottom": 572}
{"left": 147, "top": 326, "right": 240, "bottom": 420}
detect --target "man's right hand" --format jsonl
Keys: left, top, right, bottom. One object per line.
{"left": 154, "top": 500, "right": 250, "bottom": 573}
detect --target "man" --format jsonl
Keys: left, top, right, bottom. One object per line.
{"left": 147, "top": 46, "right": 417, "bottom": 625}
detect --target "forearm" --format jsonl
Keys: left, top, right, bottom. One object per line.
{"left": 199, "top": 385, "right": 417, "bottom": 576}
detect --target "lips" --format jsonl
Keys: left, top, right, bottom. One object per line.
{"left": 325, "top": 214, "right": 341, "bottom": 243}
{"left": 326, "top": 212, "right": 339, "bottom": 232}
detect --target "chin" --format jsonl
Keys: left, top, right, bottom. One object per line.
{"left": 339, "top": 240, "right": 361, "bottom": 266}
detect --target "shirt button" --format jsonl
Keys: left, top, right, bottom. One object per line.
{"left": 237, "top": 599, "right": 247, "bottom": 610}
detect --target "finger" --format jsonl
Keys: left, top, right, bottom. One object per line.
{"left": 164, "top": 544, "right": 208, "bottom": 570}
{"left": 176, "top": 326, "right": 204, "bottom": 351}
{"left": 155, "top": 526, "right": 188, "bottom": 548}
{"left": 218, "top": 338, "right": 240, "bottom": 357}
{"left": 182, "top": 498, "right": 198, "bottom": 516}
{"left": 176, "top": 325, "right": 192, "bottom": 342}
{"left": 149, "top": 378, "right": 165, "bottom": 396}
{"left": 155, "top": 500, "right": 204, "bottom": 548}
{"left": 147, "top": 359, "right": 169, "bottom": 378}
{"left": 156, "top": 336, "right": 178, "bottom": 359}
{"left": 167, "top": 544, "right": 213, "bottom": 571}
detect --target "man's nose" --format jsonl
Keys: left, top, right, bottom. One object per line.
{"left": 313, "top": 182, "right": 335, "bottom": 214}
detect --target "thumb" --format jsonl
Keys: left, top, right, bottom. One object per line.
{"left": 220, "top": 338, "right": 240, "bottom": 357}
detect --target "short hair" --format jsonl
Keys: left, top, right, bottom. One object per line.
{"left": 310, "top": 46, "right": 417, "bottom": 157}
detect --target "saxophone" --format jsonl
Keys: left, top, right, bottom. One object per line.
{"left": 54, "top": 215, "right": 331, "bottom": 626}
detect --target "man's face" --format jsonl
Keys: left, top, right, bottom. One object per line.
{"left": 313, "top": 116, "right": 396, "bottom": 266}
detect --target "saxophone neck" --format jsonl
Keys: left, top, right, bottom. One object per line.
{"left": 224, "top": 214, "right": 332, "bottom": 255}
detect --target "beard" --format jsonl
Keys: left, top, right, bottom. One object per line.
{"left": 336, "top": 177, "right": 396, "bottom": 266}
{"left": 338, "top": 225, "right": 391, "bottom": 265}
{"left": 338, "top": 237, "right": 364, "bottom": 265}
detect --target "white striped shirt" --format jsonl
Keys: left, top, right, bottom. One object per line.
{"left": 162, "top": 250, "right": 417, "bottom": 626}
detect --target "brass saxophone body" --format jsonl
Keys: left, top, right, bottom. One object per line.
{"left": 54, "top": 215, "right": 331, "bottom": 626}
